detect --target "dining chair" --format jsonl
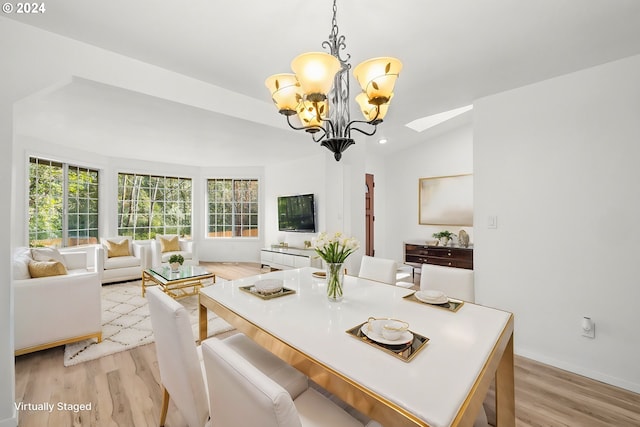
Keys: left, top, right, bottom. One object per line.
{"left": 419, "top": 265, "right": 489, "bottom": 427}
{"left": 202, "top": 337, "right": 382, "bottom": 427}
{"left": 146, "top": 287, "right": 308, "bottom": 427}
{"left": 419, "top": 263, "right": 475, "bottom": 302}
{"left": 358, "top": 255, "right": 397, "bottom": 285}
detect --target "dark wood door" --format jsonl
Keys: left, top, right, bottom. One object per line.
{"left": 365, "top": 174, "right": 375, "bottom": 256}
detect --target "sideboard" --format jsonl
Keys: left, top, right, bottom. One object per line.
{"left": 260, "top": 246, "right": 322, "bottom": 270}
{"left": 404, "top": 242, "right": 473, "bottom": 271}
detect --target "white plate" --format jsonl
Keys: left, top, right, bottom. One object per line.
{"left": 254, "top": 279, "right": 283, "bottom": 293}
{"left": 415, "top": 290, "right": 449, "bottom": 305}
{"left": 360, "top": 325, "right": 413, "bottom": 345}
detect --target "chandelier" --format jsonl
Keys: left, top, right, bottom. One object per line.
{"left": 265, "top": 0, "right": 402, "bottom": 161}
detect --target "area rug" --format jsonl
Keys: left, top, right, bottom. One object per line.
{"left": 63, "top": 280, "right": 234, "bottom": 366}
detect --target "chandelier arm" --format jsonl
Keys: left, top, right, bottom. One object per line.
{"left": 320, "top": 117, "right": 337, "bottom": 137}
{"left": 348, "top": 123, "right": 379, "bottom": 137}
{"left": 311, "top": 129, "right": 328, "bottom": 143}
{"left": 285, "top": 115, "right": 325, "bottom": 134}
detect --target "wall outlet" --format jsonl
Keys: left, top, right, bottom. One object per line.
{"left": 581, "top": 317, "right": 595, "bottom": 339}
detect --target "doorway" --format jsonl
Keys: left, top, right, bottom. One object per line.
{"left": 365, "top": 174, "right": 375, "bottom": 256}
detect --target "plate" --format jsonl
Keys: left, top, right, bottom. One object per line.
{"left": 312, "top": 271, "right": 326, "bottom": 278}
{"left": 360, "top": 325, "right": 414, "bottom": 346}
{"left": 254, "top": 279, "right": 284, "bottom": 294}
{"left": 415, "top": 290, "right": 449, "bottom": 305}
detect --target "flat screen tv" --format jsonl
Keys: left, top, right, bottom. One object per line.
{"left": 278, "top": 194, "right": 316, "bottom": 232}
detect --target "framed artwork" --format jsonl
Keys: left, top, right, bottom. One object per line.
{"left": 419, "top": 174, "right": 473, "bottom": 225}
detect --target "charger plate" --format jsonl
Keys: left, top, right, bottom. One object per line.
{"left": 403, "top": 292, "right": 464, "bottom": 313}
{"left": 239, "top": 285, "right": 296, "bottom": 300}
{"left": 346, "top": 321, "right": 429, "bottom": 362}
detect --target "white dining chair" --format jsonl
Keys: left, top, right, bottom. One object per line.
{"left": 146, "top": 287, "right": 308, "bottom": 427}
{"left": 419, "top": 263, "right": 475, "bottom": 302}
{"left": 358, "top": 255, "right": 397, "bottom": 285}
{"left": 202, "top": 337, "right": 382, "bottom": 427}
{"left": 419, "top": 265, "right": 488, "bottom": 427}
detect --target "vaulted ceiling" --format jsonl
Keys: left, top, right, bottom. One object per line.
{"left": 9, "top": 0, "right": 640, "bottom": 166}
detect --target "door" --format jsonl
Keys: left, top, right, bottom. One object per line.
{"left": 365, "top": 174, "right": 375, "bottom": 256}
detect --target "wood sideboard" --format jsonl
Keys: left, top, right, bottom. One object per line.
{"left": 404, "top": 242, "right": 473, "bottom": 270}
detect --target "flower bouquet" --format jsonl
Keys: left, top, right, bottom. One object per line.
{"left": 312, "top": 232, "right": 359, "bottom": 301}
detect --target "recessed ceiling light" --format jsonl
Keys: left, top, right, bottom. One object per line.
{"left": 405, "top": 104, "right": 473, "bottom": 132}
{"left": 378, "top": 138, "right": 388, "bottom": 144}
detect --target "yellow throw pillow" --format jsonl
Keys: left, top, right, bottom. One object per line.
{"left": 105, "top": 239, "right": 130, "bottom": 258}
{"left": 28, "top": 260, "right": 68, "bottom": 278}
{"left": 159, "top": 236, "right": 180, "bottom": 253}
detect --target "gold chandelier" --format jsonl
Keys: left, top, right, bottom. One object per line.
{"left": 265, "top": 0, "right": 402, "bottom": 161}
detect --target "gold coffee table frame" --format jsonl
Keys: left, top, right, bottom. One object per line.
{"left": 142, "top": 266, "right": 215, "bottom": 299}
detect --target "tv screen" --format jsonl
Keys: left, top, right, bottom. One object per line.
{"left": 278, "top": 194, "right": 316, "bottom": 232}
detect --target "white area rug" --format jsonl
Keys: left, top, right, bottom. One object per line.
{"left": 63, "top": 280, "right": 234, "bottom": 366}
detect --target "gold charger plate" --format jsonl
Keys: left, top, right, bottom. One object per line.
{"left": 239, "top": 285, "right": 296, "bottom": 300}
{"left": 345, "top": 321, "right": 429, "bottom": 362}
{"left": 403, "top": 292, "right": 464, "bottom": 313}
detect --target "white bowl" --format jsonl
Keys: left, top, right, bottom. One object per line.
{"left": 254, "top": 279, "right": 283, "bottom": 294}
{"left": 382, "top": 320, "right": 410, "bottom": 341}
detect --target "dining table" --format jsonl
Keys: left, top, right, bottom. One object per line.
{"left": 199, "top": 267, "right": 514, "bottom": 427}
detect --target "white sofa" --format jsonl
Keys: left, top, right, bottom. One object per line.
{"left": 96, "top": 236, "right": 148, "bottom": 284}
{"left": 12, "top": 247, "right": 102, "bottom": 356}
{"left": 150, "top": 235, "right": 197, "bottom": 267}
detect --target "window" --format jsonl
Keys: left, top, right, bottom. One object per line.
{"left": 29, "top": 157, "right": 99, "bottom": 248}
{"left": 207, "top": 179, "right": 258, "bottom": 238}
{"left": 117, "top": 173, "right": 192, "bottom": 240}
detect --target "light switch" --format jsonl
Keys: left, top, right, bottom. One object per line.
{"left": 488, "top": 216, "right": 498, "bottom": 229}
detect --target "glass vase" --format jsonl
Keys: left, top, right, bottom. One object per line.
{"left": 326, "top": 262, "right": 344, "bottom": 302}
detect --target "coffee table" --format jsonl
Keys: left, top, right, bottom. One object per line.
{"left": 142, "top": 265, "right": 215, "bottom": 299}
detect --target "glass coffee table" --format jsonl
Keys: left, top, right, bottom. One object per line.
{"left": 142, "top": 265, "right": 215, "bottom": 299}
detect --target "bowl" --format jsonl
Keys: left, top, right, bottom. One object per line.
{"left": 415, "top": 290, "right": 448, "bottom": 304}
{"left": 382, "top": 319, "right": 410, "bottom": 341}
{"left": 253, "top": 279, "right": 283, "bottom": 294}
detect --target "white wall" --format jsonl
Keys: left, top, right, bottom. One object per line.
{"left": 474, "top": 54, "right": 640, "bottom": 393}
{"left": 382, "top": 117, "right": 474, "bottom": 263}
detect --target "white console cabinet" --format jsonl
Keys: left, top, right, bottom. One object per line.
{"left": 260, "top": 246, "right": 322, "bottom": 270}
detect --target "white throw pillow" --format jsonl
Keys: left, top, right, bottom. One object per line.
{"left": 31, "top": 247, "right": 67, "bottom": 268}
{"left": 13, "top": 254, "right": 32, "bottom": 279}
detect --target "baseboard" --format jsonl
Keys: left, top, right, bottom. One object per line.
{"left": 0, "top": 411, "right": 17, "bottom": 427}
{"left": 516, "top": 349, "right": 640, "bottom": 394}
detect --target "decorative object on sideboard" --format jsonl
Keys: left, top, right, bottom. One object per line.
{"left": 264, "top": 0, "right": 402, "bottom": 161}
{"left": 458, "top": 230, "right": 470, "bottom": 248}
{"left": 432, "top": 231, "right": 456, "bottom": 247}
{"left": 168, "top": 254, "right": 184, "bottom": 272}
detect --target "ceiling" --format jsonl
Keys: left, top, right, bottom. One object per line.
{"left": 9, "top": 0, "right": 640, "bottom": 166}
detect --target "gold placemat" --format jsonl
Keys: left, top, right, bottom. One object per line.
{"left": 239, "top": 285, "right": 296, "bottom": 300}
{"left": 345, "top": 322, "right": 429, "bottom": 362}
{"left": 403, "top": 292, "right": 464, "bottom": 313}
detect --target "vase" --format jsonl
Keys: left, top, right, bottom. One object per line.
{"left": 325, "top": 262, "right": 344, "bottom": 302}
{"left": 169, "top": 262, "right": 181, "bottom": 272}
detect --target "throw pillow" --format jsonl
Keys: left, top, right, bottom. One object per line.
{"left": 28, "top": 260, "right": 68, "bottom": 278}
{"left": 159, "top": 235, "right": 180, "bottom": 253}
{"left": 105, "top": 239, "right": 131, "bottom": 258}
{"left": 31, "top": 247, "right": 67, "bottom": 268}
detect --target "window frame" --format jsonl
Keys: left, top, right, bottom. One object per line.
{"left": 206, "top": 178, "right": 260, "bottom": 239}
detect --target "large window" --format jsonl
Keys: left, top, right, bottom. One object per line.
{"left": 118, "top": 173, "right": 192, "bottom": 239}
{"left": 207, "top": 179, "right": 258, "bottom": 238}
{"left": 29, "top": 157, "right": 99, "bottom": 248}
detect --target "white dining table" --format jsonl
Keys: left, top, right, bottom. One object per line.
{"left": 199, "top": 267, "right": 514, "bottom": 427}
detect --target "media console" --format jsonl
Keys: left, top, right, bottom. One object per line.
{"left": 260, "top": 246, "right": 322, "bottom": 270}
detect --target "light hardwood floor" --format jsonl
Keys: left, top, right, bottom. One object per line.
{"left": 14, "top": 262, "right": 640, "bottom": 427}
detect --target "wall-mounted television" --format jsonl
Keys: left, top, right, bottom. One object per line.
{"left": 277, "top": 194, "right": 316, "bottom": 233}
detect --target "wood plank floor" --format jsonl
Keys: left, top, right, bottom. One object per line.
{"left": 14, "top": 262, "right": 640, "bottom": 427}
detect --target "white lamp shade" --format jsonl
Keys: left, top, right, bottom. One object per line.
{"left": 291, "top": 52, "right": 341, "bottom": 98}
{"left": 265, "top": 73, "right": 302, "bottom": 113}
{"left": 353, "top": 57, "right": 402, "bottom": 104}
{"left": 297, "top": 100, "right": 328, "bottom": 128}
{"left": 356, "top": 92, "right": 393, "bottom": 121}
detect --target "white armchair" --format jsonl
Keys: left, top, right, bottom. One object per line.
{"left": 13, "top": 247, "right": 102, "bottom": 356}
{"left": 96, "top": 236, "right": 147, "bottom": 284}
{"left": 150, "top": 234, "right": 197, "bottom": 267}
